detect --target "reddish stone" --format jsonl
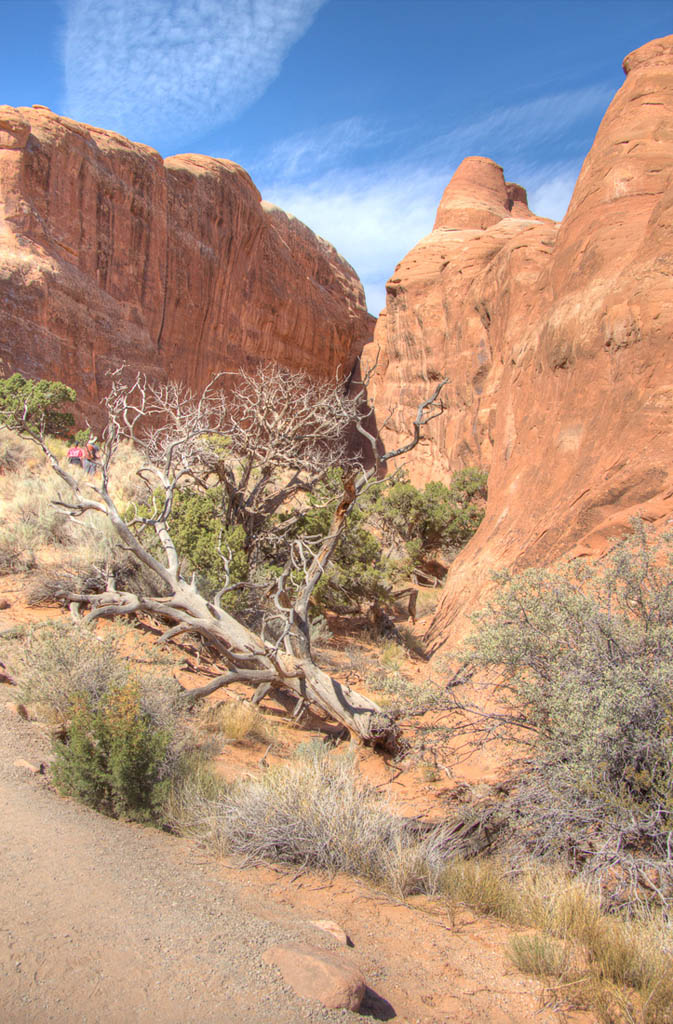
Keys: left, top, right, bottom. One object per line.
{"left": 0, "top": 107, "right": 373, "bottom": 425}
{"left": 263, "top": 943, "right": 365, "bottom": 1010}
{"left": 364, "top": 34, "right": 673, "bottom": 650}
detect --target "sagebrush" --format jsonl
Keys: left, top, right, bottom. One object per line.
{"left": 456, "top": 521, "right": 673, "bottom": 907}
{"left": 4, "top": 621, "right": 192, "bottom": 820}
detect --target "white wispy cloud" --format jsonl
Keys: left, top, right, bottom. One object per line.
{"left": 419, "top": 85, "right": 612, "bottom": 162}
{"left": 257, "top": 84, "right": 610, "bottom": 313}
{"left": 266, "top": 164, "right": 446, "bottom": 314}
{"left": 264, "top": 117, "right": 384, "bottom": 181}
{"left": 64, "top": 0, "right": 326, "bottom": 147}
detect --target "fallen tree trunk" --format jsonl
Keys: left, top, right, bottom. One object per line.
{"left": 14, "top": 367, "right": 447, "bottom": 753}
{"left": 64, "top": 582, "right": 398, "bottom": 748}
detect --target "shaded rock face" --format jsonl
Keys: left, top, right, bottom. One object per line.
{"left": 0, "top": 107, "right": 372, "bottom": 422}
{"left": 366, "top": 156, "right": 558, "bottom": 485}
{"left": 364, "top": 34, "right": 673, "bottom": 649}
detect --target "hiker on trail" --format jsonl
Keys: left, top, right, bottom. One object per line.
{"left": 67, "top": 444, "right": 85, "bottom": 468}
{"left": 82, "top": 436, "right": 100, "bottom": 476}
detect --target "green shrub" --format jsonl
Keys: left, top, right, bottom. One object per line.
{"left": 462, "top": 521, "right": 673, "bottom": 898}
{"left": 377, "top": 467, "right": 487, "bottom": 556}
{"left": 0, "top": 372, "right": 75, "bottom": 437}
{"left": 285, "top": 469, "right": 394, "bottom": 613}
{"left": 133, "top": 486, "right": 248, "bottom": 604}
{"left": 6, "top": 621, "right": 192, "bottom": 823}
{"left": 52, "top": 682, "right": 172, "bottom": 822}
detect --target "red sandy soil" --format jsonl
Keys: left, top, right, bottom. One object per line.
{"left": 0, "top": 571, "right": 593, "bottom": 1023}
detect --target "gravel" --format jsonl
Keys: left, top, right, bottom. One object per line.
{"left": 0, "top": 686, "right": 369, "bottom": 1024}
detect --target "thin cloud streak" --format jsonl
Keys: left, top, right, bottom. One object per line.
{"left": 64, "top": 0, "right": 326, "bottom": 147}
{"left": 420, "top": 85, "right": 612, "bottom": 161}
{"left": 258, "top": 85, "right": 607, "bottom": 313}
{"left": 264, "top": 118, "right": 384, "bottom": 181}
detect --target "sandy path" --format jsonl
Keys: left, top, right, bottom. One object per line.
{"left": 0, "top": 680, "right": 581, "bottom": 1024}
{"left": 0, "top": 694, "right": 367, "bottom": 1024}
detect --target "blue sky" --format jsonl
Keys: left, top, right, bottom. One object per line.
{"left": 1, "top": 1, "right": 671, "bottom": 312}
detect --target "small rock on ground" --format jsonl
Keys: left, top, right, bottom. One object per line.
{"left": 263, "top": 943, "right": 366, "bottom": 1010}
{"left": 310, "top": 919, "right": 351, "bottom": 946}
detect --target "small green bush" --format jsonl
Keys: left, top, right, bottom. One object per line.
{"left": 132, "top": 486, "right": 248, "bottom": 605}
{"left": 5, "top": 621, "right": 189, "bottom": 813}
{"left": 0, "top": 372, "right": 75, "bottom": 437}
{"left": 284, "top": 469, "right": 391, "bottom": 612}
{"left": 377, "top": 467, "right": 487, "bottom": 556}
{"left": 53, "top": 682, "right": 172, "bottom": 822}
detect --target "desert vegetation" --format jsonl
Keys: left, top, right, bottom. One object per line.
{"left": 448, "top": 523, "right": 673, "bottom": 909}
{"left": 0, "top": 365, "right": 460, "bottom": 746}
{"left": 5, "top": 368, "right": 673, "bottom": 1021}
{"left": 4, "top": 620, "right": 194, "bottom": 822}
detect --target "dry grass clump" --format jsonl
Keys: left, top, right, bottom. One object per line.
{"left": 199, "top": 700, "right": 278, "bottom": 745}
{"left": 169, "top": 742, "right": 673, "bottom": 1021}
{"left": 438, "top": 858, "right": 673, "bottom": 1021}
{"left": 500, "top": 870, "right": 673, "bottom": 1023}
{"left": 0, "top": 432, "right": 38, "bottom": 474}
{"left": 25, "top": 543, "right": 165, "bottom": 607}
{"left": 508, "top": 932, "right": 577, "bottom": 980}
{"left": 370, "top": 668, "right": 445, "bottom": 716}
{"left": 0, "top": 468, "right": 116, "bottom": 573}
{"left": 167, "top": 746, "right": 447, "bottom": 896}
{"left": 439, "top": 857, "right": 527, "bottom": 924}
{"left": 4, "top": 620, "right": 184, "bottom": 734}
{"left": 0, "top": 437, "right": 149, "bottom": 578}
{"left": 163, "top": 757, "right": 229, "bottom": 839}
{"left": 107, "top": 440, "right": 148, "bottom": 508}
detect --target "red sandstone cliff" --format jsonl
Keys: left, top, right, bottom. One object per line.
{"left": 364, "top": 34, "right": 673, "bottom": 649}
{"left": 365, "top": 156, "right": 557, "bottom": 484}
{"left": 0, "top": 107, "right": 372, "bottom": 422}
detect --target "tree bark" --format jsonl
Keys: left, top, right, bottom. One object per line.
{"left": 64, "top": 581, "right": 398, "bottom": 748}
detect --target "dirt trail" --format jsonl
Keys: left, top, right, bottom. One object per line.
{"left": 0, "top": 695, "right": 368, "bottom": 1024}
{"left": 0, "top": 693, "right": 580, "bottom": 1024}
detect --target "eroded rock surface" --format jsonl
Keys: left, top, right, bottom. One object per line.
{"left": 365, "top": 155, "right": 557, "bottom": 485}
{"left": 263, "top": 943, "right": 366, "bottom": 1010}
{"left": 0, "top": 107, "right": 372, "bottom": 422}
{"left": 364, "top": 34, "right": 673, "bottom": 648}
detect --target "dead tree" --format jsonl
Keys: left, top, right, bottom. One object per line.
{"left": 10, "top": 364, "right": 447, "bottom": 748}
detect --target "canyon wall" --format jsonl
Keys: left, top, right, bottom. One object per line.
{"left": 364, "top": 34, "right": 673, "bottom": 649}
{"left": 0, "top": 106, "right": 372, "bottom": 423}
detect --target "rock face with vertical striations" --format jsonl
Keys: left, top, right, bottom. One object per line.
{"left": 365, "top": 155, "right": 557, "bottom": 485}
{"left": 0, "top": 106, "right": 372, "bottom": 423}
{"left": 364, "top": 34, "right": 673, "bottom": 650}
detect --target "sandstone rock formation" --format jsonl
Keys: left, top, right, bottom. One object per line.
{"left": 0, "top": 106, "right": 372, "bottom": 423}
{"left": 364, "top": 34, "right": 673, "bottom": 649}
{"left": 365, "top": 155, "right": 558, "bottom": 485}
